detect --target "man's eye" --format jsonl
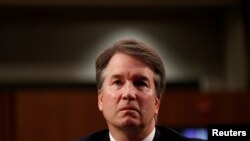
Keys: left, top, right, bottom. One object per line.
{"left": 134, "top": 81, "right": 148, "bottom": 87}
{"left": 112, "top": 80, "right": 122, "bottom": 85}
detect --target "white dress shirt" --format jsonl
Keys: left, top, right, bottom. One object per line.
{"left": 109, "top": 127, "right": 156, "bottom": 141}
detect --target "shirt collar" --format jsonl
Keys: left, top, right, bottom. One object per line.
{"left": 109, "top": 127, "right": 156, "bottom": 141}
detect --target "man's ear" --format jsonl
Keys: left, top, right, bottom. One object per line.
{"left": 98, "top": 89, "right": 103, "bottom": 111}
{"left": 155, "top": 97, "right": 161, "bottom": 114}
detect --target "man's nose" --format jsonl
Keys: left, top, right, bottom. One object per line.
{"left": 121, "top": 82, "right": 136, "bottom": 100}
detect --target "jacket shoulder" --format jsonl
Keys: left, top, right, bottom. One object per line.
{"left": 73, "top": 129, "right": 109, "bottom": 141}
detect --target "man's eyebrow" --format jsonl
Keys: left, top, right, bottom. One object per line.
{"left": 111, "top": 74, "right": 123, "bottom": 79}
{"left": 133, "top": 75, "right": 149, "bottom": 81}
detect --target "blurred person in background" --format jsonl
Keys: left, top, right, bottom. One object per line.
{"left": 75, "top": 39, "right": 205, "bottom": 141}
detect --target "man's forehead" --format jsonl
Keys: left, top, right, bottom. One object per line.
{"left": 110, "top": 73, "right": 150, "bottom": 80}
{"left": 103, "top": 53, "right": 155, "bottom": 78}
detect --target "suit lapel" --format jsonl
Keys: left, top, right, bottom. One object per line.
{"left": 105, "top": 128, "right": 161, "bottom": 141}
{"left": 103, "top": 132, "right": 110, "bottom": 141}
{"left": 153, "top": 127, "right": 161, "bottom": 141}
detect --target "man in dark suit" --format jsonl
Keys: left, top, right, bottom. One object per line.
{"left": 75, "top": 39, "right": 206, "bottom": 141}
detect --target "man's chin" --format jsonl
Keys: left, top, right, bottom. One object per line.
{"left": 119, "top": 118, "right": 140, "bottom": 127}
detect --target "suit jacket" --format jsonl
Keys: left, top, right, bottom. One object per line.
{"left": 74, "top": 126, "right": 206, "bottom": 141}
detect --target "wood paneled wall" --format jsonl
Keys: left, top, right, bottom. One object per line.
{"left": 158, "top": 90, "right": 250, "bottom": 127}
{"left": 1, "top": 88, "right": 249, "bottom": 141}
{"left": 0, "top": 90, "right": 14, "bottom": 141}
{"left": 14, "top": 88, "right": 106, "bottom": 141}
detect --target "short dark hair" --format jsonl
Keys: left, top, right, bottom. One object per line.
{"left": 96, "top": 39, "right": 166, "bottom": 98}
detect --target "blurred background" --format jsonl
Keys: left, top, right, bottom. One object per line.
{"left": 0, "top": 0, "right": 249, "bottom": 141}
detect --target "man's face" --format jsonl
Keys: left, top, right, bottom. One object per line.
{"left": 98, "top": 53, "right": 160, "bottom": 130}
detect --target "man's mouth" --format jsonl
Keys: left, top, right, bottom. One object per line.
{"left": 120, "top": 107, "right": 138, "bottom": 112}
